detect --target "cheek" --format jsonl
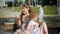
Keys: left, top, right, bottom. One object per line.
{"left": 25, "top": 9, "right": 27, "bottom": 11}
{"left": 25, "top": 8, "right": 28, "bottom": 11}
{"left": 35, "top": 17, "right": 38, "bottom": 20}
{"left": 25, "top": 8, "right": 29, "bottom": 11}
{"left": 25, "top": 9, "right": 28, "bottom": 13}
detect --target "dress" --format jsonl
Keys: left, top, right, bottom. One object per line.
{"left": 14, "top": 16, "right": 31, "bottom": 34}
{"left": 29, "top": 20, "right": 41, "bottom": 34}
{"left": 21, "top": 16, "right": 31, "bottom": 30}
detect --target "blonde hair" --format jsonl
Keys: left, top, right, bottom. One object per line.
{"left": 30, "top": 13, "right": 38, "bottom": 20}
{"left": 30, "top": 13, "right": 39, "bottom": 24}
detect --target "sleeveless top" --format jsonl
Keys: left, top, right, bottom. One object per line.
{"left": 21, "top": 16, "right": 31, "bottom": 30}
{"left": 30, "top": 20, "right": 41, "bottom": 34}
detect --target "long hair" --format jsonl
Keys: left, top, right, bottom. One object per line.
{"left": 20, "top": 4, "right": 32, "bottom": 26}
{"left": 22, "top": 4, "right": 32, "bottom": 14}
{"left": 30, "top": 13, "right": 39, "bottom": 23}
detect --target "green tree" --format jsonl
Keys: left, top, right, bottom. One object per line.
{"left": 25, "top": 0, "right": 28, "bottom": 4}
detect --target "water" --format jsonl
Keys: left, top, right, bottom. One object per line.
{"left": 38, "top": 5, "right": 44, "bottom": 22}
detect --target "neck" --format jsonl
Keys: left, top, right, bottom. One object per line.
{"left": 26, "top": 12, "right": 30, "bottom": 16}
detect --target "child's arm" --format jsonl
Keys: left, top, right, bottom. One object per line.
{"left": 27, "top": 21, "right": 32, "bottom": 31}
{"left": 27, "top": 21, "right": 32, "bottom": 34}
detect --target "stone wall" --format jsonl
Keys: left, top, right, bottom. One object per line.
{"left": 0, "top": 15, "right": 60, "bottom": 34}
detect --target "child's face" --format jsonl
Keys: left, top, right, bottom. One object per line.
{"left": 33, "top": 16, "right": 38, "bottom": 21}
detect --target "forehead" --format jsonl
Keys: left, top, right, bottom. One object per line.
{"left": 22, "top": 6, "right": 29, "bottom": 9}
{"left": 22, "top": 7, "right": 29, "bottom": 9}
{"left": 22, "top": 7, "right": 26, "bottom": 8}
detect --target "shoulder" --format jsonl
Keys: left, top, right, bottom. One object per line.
{"left": 29, "top": 20, "right": 35, "bottom": 24}
{"left": 30, "top": 20, "right": 36, "bottom": 23}
{"left": 29, "top": 20, "right": 33, "bottom": 24}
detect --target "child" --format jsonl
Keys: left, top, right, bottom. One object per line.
{"left": 27, "top": 13, "right": 41, "bottom": 34}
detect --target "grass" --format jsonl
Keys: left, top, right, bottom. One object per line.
{"left": 5, "top": 6, "right": 57, "bottom": 15}
{"left": 43, "top": 6, "right": 57, "bottom": 15}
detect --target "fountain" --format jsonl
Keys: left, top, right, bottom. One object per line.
{"left": 38, "top": 5, "right": 44, "bottom": 22}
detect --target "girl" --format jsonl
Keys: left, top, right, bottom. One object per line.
{"left": 27, "top": 13, "right": 48, "bottom": 34}
{"left": 27, "top": 13, "right": 40, "bottom": 34}
{"left": 14, "top": 4, "right": 33, "bottom": 34}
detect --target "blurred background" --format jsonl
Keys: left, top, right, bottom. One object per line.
{"left": 0, "top": 0, "right": 60, "bottom": 34}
